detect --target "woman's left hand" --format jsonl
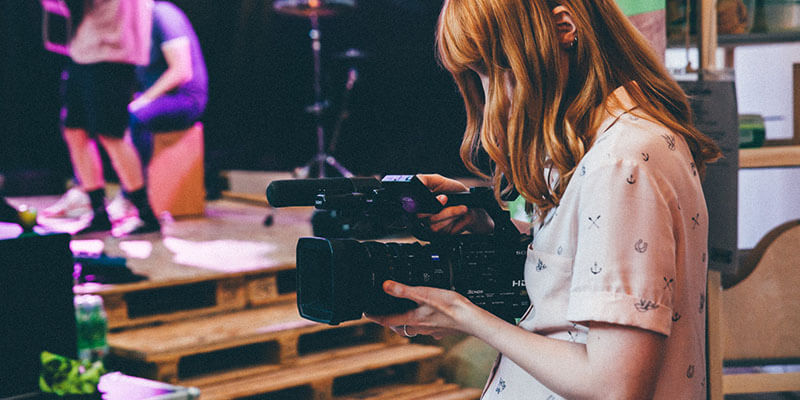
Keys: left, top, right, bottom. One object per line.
{"left": 364, "top": 280, "right": 481, "bottom": 340}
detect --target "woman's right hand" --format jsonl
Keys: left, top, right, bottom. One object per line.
{"left": 417, "top": 174, "right": 494, "bottom": 235}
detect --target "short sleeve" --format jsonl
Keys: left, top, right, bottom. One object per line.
{"left": 153, "top": 3, "right": 191, "bottom": 43}
{"left": 566, "top": 158, "right": 677, "bottom": 336}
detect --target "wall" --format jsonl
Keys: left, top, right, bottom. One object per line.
{"left": 619, "top": 0, "right": 667, "bottom": 59}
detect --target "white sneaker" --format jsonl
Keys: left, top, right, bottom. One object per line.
{"left": 42, "top": 187, "right": 91, "bottom": 218}
{"left": 107, "top": 193, "right": 138, "bottom": 223}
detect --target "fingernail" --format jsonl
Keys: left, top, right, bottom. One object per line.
{"left": 383, "top": 280, "right": 398, "bottom": 294}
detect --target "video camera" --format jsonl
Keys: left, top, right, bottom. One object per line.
{"left": 266, "top": 175, "right": 530, "bottom": 325}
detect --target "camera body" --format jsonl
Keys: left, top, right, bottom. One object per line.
{"left": 267, "top": 175, "right": 530, "bottom": 325}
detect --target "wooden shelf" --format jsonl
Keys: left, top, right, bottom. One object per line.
{"left": 739, "top": 145, "right": 800, "bottom": 168}
{"left": 719, "top": 31, "right": 800, "bottom": 47}
{"left": 668, "top": 31, "right": 800, "bottom": 49}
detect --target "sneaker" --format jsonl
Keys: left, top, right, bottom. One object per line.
{"left": 112, "top": 216, "right": 161, "bottom": 237}
{"left": 42, "top": 187, "right": 91, "bottom": 218}
{"left": 107, "top": 193, "right": 138, "bottom": 223}
{"left": 75, "top": 211, "right": 112, "bottom": 235}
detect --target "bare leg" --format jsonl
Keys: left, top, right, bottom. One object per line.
{"left": 97, "top": 129, "right": 145, "bottom": 192}
{"left": 63, "top": 127, "right": 105, "bottom": 190}
{"left": 64, "top": 127, "right": 112, "bottom": 234}
{"left": 98, "top": 129, "right": 160, "bottom": 235}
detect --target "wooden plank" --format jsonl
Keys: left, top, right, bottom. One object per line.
{"left": 196, "top": 344, "right": 444, "bottom": 400}
{"left": 723, "top": 372, "right": 800, "bottom": 394}
{"left": 92, "top": 268, "right": 297, "bottom": 329}
{"left": 336, "top": 380, "right": 479, "bottom": 400}
{"left": 794, "top": 63, "right": 799, "bottom": 145}
{"left": 707, "top": 270, "right": 724, "bottom": 400}
{"left": 739, "top": 146, "right": 800, "bottom": 168}
{"left": 337, "top": 380, "right": 454, "bottom": 400}
{"left": 108, "top": 302, "right": 406, "bottom": 383}
{"left": 426, "top": 388, "right": 483, "bottom": 400}
{"left": 698, "top": 0, "right": 718, "bottom": 71}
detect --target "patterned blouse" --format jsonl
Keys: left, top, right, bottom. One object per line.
{"left": 482, "top": 86, "right": 709, "bottom": 399}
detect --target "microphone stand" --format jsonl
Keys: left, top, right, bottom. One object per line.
{"left": 294, "top": 14, "right": 353, "bottom": 179}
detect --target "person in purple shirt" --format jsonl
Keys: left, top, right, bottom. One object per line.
{"left": 128, "top": 1, "right": 208, "bottom": 165}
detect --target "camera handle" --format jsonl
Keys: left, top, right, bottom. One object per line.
{"left": 421, "top": 186, "right": 522, "bottom": 242}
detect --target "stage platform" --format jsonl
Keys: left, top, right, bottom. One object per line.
{"left": 2, "top": 171, "right": 484, "bottom": 399}
{"left": 4, "top": 171, "right": 310, "bottom": 329}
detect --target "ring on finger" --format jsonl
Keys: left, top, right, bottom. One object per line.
{"left": 403, "top": 324, "right": 417, "bottom": 338}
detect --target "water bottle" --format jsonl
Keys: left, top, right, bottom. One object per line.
{"left": 74, "top": 294, "right": 109, "bottom": 362}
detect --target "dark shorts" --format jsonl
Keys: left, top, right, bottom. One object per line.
{"left": 63, "top": 62, "right": 136, "bottom": 138}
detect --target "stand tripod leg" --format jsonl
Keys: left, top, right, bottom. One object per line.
{"left": 325, "top": 155, "right": 353, "bottom": 177}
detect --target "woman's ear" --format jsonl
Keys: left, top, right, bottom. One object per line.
{"left": 552, "top": 5, "right": 577, "bottom": 50}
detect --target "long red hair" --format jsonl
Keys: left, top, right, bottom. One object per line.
{"left": 436, "top": 0, "right": 721, "bottom": 220}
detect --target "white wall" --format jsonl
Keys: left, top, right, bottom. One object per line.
{"left": 666, "top": 43, "right": 800, "bottom": 249}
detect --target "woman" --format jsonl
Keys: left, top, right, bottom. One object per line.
{"left": 45, "top": 0, "right": 161, "bottom": 236}
{"left": 366, "top": 0, "right": 721, "bottom": 398}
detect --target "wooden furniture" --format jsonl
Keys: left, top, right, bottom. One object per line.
{"left": 739, "top": 145, "right": 800, "bottom": 168}
{"left": 147, "top": 122, "right": 206, "bottom": 218}
{"left": 707, "top": 220, "right": 800, "bottom": 399}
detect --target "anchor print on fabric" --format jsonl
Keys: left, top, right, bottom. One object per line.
{"left": 557, "top": 246, "right": 563, "bottom": 256}
{"left": 661, "top": 133, "right": 676, "bottom": 151}
{"left": 495, "top": 378, "right": 507, "bottom": 394}
{"left": 590, "top": 262, "right": 603, "bottom": 275}
{"left": 663, "top": 277, "right": 674, "bottom": 291}
{"left": 634, "top": 299, "right": 660, "bottom": 312}
{"left": 641, "top": 152, "right": 650, "bottom": 162}
{"left": 691, "top": 213, "right": 701, "bottom": 229}
{"left": 672, "top": 312, "right": 682, "bottom": 322}
{"left": 634, "top": 239, "right": 648, "bottom": 253}
{"left": 588, "top": 215, "right": 601, "bottom": 229}
{"left": 568, "top": 325, "right": 577, "bottom": 342}
{"left": 536, "top": 258, "right": 547, "bottom": 272}
{"left": 580, "top": 165, "right": 586, "bottom": 176}
{"left": 690, "top": 162, "right": 697, "bottom": 176}
{"left": 687, "top": 365, "right": 696, "bottom": 379}
{"left": 626, "top": 174, "right": 636, "bottom": 184}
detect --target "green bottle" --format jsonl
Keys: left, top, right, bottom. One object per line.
{"left": 74, "top": 294, "right": 109, "bottom": 362}
{"left": 739, "top": 114, "right": 766, "bottom": 148}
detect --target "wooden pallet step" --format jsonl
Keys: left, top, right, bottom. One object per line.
{"left": 337, "top": 380, "right": 482, "bottom": 400}
{"left": 107, "top": 301, "right": 407, "bottom": 384}
{"left": 80, "top": 265, "right": 298, "bottom": 330}
{"left": 195, "top": 343, "right": 444, "bottom": 400}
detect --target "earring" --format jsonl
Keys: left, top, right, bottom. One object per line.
{"left": 569, "top": 35, "right": 578, "bottom": 50}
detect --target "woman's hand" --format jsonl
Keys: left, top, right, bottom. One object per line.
{"left": 417, "top": 174, "right": 494, "bottom": 235}
{"left": 365, "top": 280, "right": 485, "bottom": 340}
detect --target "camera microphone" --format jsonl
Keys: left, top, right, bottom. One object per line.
{"left": 266, "top": 177, "right": 381, "bottom": 207}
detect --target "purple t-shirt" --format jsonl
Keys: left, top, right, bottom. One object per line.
{"left": 136, "top": 1, "right": 207, "bottom": 106}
